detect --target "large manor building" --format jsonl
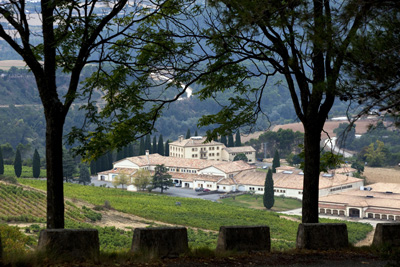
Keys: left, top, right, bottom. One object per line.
{"left": 169, "top": 135, "right": 256, "bottom": 163}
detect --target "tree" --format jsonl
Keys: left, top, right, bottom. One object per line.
{"left": 235, "top": 131, "right": 241, "bottom": 147}
{"left": 0, "top": 147, "right": 4, "bottom": 175}
{"left": 0, "top": 0, "right": 193, "bottom": 228}
{"left": 145, "top": 135, "right": 152, "bottom": 154}
{"left": 340, "top": 7, "right": 400, "bottom": 123}
{"left": 364, "top": 141, "right": 386, "bottom": 167}
{"left": 228, "top": 134, "right": 234, "bottom": 147}
{"left": 63, "top": 149, "right": 76, "bottom": 183}
{"left": 90, "top": 161, "right": 96, "bottom": 176}
{"left": 233, "top": 153, "right": 248, "bottom": 162}
{"left": 32, "top": 149, "right": 41, "bottom": 178}
{"left": 152, "top": 164, "right": 173, "bottom": 194}
{"left": 133, "top": 169, "right": 151, "bottom": 191}
{"left": 139, "top": 138, "right": 145, "bottom": 156}
{"left": 78, "top": 164, "right": 91, "bottom": 185}
{"left": 152, "top": 136, "right": 158, "bottom": 154}
{"left": 186, "top": 129, "right": 191, "bottom": 139}
{"left": 333, "top": 123, "right": 356, "bottom": 149}
{"left": 14, "top": 148, "right": 22, "bottom": 178}
{"left": 190, "top": 0, "right": 390, "bottom": 223}
{"left": 272, "top": 150, "right": 280, "bottom": 173}
{"left": 158, "top": 135, "right": 164, "bottom": 156}
{"left": 165, "top": 140, "right": 170, "bottom": 157}
{"left": 263, "top": 169, "right": 274, "bottom": 210}
{"left": 194, "top": 130, "right": 198, "bottom": 136}
{"left": 113, "top": 172, "right": 131, "bottom": 190}
{"left": 220, "top": 136, "right": 227, "bottom": 146}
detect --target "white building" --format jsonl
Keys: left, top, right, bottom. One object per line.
{"left": 169, "top": 136, "right": 256, "bottom": 162}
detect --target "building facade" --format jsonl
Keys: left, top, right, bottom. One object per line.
{"left": 169, "top": 136, "right": 256, "bottom": 162}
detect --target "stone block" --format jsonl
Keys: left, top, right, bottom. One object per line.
{"left": 38, "top": 229, "right": 99, "bottom": 261}
{"left": 216, "top": 226, "right": 270, "bottom": 252}
{"left": 372, "top": 223, "right": 400, "bottom": 247}
{"left": 296, "top": 223, "right": 348, "bottom": 250}
{"left": 131, "top": 227, "right": 188, "bottom": 258}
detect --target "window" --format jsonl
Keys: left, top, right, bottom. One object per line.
{"left": 223, "top": 187, "right": 226, "bottom": 190}
{"left": 217, "top": 147, "right": 219, "bottom": 150}
{"left": 217, "top": 153, "right": 219, "bottom": 156}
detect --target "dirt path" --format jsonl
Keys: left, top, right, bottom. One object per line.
{"left": 354, "top": 229, "right": 375, "bottom": 247}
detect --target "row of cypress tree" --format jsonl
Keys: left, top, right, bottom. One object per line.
{"left": 0, "top": 146, "right": 41, "bottom": 178}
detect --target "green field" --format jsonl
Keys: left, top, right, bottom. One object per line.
{"left": 221, "top": 194, "right": 302, "bottom": 211}
{"left": 1, "top": 165, "right": 46, "bottom": 178}
{"left": 17, "top": 179, "right": 373, "bottom": 250}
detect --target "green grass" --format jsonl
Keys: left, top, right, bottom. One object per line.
{"left": 18, "top": 179, "right": 373, "bottom": 250}
{"left": 220, "top": 194, "right": 302, "bottom": 211}
{"left": 2, "top": 164, "right": 46, "bottom": 178}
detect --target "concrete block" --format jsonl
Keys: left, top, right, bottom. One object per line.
{"left": 131, "top": 227, "right": 188, "bottom": 258}
{"left": 38, "top": 229, "right": 99, "bottom": 261}
{"left": 216, "top": 226, "right": 271, "bottom": 252}
{"left": 372, "top": 223, "right": 400, "bottom": 247}
{"left": 296, "top": 223, "right": 348, "bottom": 250}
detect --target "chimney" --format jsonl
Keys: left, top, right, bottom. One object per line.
{"left": 145, "top": 150, "right": 150, "bottom": 165}
{"left": 178, "top": 135, "right": 184, "bottom": 142}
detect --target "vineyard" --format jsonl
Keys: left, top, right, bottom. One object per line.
{"left": 17, "top": 179, "right": 373, "bottom": 250}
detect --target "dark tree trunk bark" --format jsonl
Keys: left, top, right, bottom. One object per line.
{"left": 45, "top": 107, "right": 66, "bottom": 229}
{"left": 301, "top": 122, "right": 323, "bottom": 223}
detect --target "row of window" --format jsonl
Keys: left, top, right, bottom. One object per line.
{"left": 274, "top": 189, "right": 286, "bottom": 193}
{"left": 191, "top": 153, "right": 220, "bottom": 158}
{"left": 171, "top": 146, "right": 183, "bottom": 152}
{"left": 167, "top": 168, "right": 197, "bottom": 173}
{"left": 231, "top": 152, "right": 254, "bottom": 156}
{"left": 191, "top": 146, "right": 220, "bottom": 152}
{"left": 329, "top": 184, "right": 353, "bottom": 192}
{"left": 248, "top": 187, "right": 264, "bottom": 191}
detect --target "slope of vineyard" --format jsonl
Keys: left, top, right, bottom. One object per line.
{"left": 0, "top": 182, "right": 96, "bottom": 223}
{"left": 17, "top": 178, "right": 373, "bottom": 251}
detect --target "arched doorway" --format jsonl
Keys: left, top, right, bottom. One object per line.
{"left": 349, "top": 208, "right": 360, "bottom": 218}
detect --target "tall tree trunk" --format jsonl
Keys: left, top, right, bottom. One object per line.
{"left": 301, "top": 124, "right": 322, "bottom": 223}
{"left": 45, "top": 108, "right": 66, "bottom": 229}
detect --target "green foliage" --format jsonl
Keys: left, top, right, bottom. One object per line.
{"left": 139, "top": 137, "right": 145, "bottom": 155}
{"left": 272, "top": 150, "right": 280, "bottom": 173}
{"left": 152, "top": 164, "right": 173, "bottom": 193}
{"left": 79, "top": 163, "right": 91, "bottom": 185}
{"left": 152, "top": 135, "right": 158, "bottom": 154}
{"left": 63, "top": 149, "right": 76, "bottom": 182}
{"left": 235, "top": 131, "right": 241, "bottom": 147}
{"left": 2, "top": 164, "right": 45, "bottom": 178}
{"left": 228, "top": 134, "right": 234, "bottom": 147}
{"left": 0, "top": 224, "right": 33, "bottom": 263}
{"left": 18, "top": 179, "right": 373, "bottom": 250}
{"left": 32, "top": 149, "right": 40, "bottom": 178}
{"left": 263, "top": 169, "right": 274, "bottom": 209}
{"left": 364, "top": 140, "right": 386, "bottom": 167}
{"left": 164, "top": 140, "right": 170, "bottom": 156}
{"left": 13, "top": 148, "right": 22, "bottom": 178}
{"left": 82, "top": 206, "right": 102, "bottom": 222}
{"left": 233, "top": 153, "right": 248, "bottom": 162}
{"left": 0, "top": 147, "right": 3, "bottom": 175}
{"left": 187, "top": 229, "right": 218, "bottom": 249}
{"left": 333, "top": 123, "right": 356, "bottom": 149}
{"left": 112, "top": 173, "right": 131, "bottom": 189}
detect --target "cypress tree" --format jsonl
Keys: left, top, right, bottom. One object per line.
{"left": 186, "top": 129, "right": 191, "bottom": 139}
{"left": 128, "top": 143, "right": 134, "bottom": 157}
{"left": 272, "top": 150, "right": 280, "bottom": 173}
{"left": 101, "top": 154, "right": 108, "bottom": 172}
{"left": 228, "top": 134, "right": 234, "bottom": 147}
{"left": 235, "top": 130, "right": 242, "bottom": 147}
{"left": 165, "top": 140, "right": 170, "bottom": 156}
{"left": 14, "top": 148, "right": 22, "bottom": 178}
{"left": 139, "top": 137, "right": 145, "bottom": 155}
{"left": 123, "top": 145, "right": 129, "bottom": 158}
{"left": 263, "top": 169, "right": 274, "bottom": 209}
{"left": 221, "top": 135, "right": 227, "bottom": 146}
{"left": 78, "top": 163, "right": 91, "bottom": 185}
{"left": 90, "top": 160, "right": 96, "bottom": 175}
{"left": 145, "top": 135, "right": 152, "bottom": 153}
{"left": 95, "top": 157, "right": 102, "bottom": 173}
{"left": 107, "top": 151, "right": 113, "bottom": 169}
{"left": 32, "top": 149, "right": 41, "bottom": 178}
{"left": 116, "top": 148, "right": 124, "bottom": 161}
{"left": 0, "top": 147, "right": 4, "bottom": 175}
{"left": 152, "top": 136, "right": 158, "bottom": 154}
{"left": 158, "top": 135, "right": 164, "bottom": 156}
{"left": 194, "top": 130, "right": 198, "bottom": 136}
